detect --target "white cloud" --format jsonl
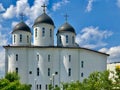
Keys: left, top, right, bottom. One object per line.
{"left": 2, "top": 5, "right": 16, "bottom": 19}
{"left": 52, "top": 0, "right": 69, "bottom": 11}
{"left": 0, "top": 3, "right": 5, "bottom": 12}
{"left": 2, "top": 0, "right": 49, "bottom": 24}
{"left": 0, "top": 32, "right": 8, "bottom": 46}
{"left": 116, "top": 0, "right": 120, "bottom": 8}
{"left": 12, "top": 21, "right": 19, "bottom": 28}
{"left": 76, "top": 26, "right": 112, "bottom": 49}
{"left": 85, "top": 0, "right": 94, "bottom": 12}
{"left": 99, "top": 46, "right": 120, "bottom": 63}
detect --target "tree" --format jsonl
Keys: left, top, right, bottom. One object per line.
{"left": 0, "top": 72, "right": 31, "bottom": 90}
{"left": 82, "top": 71, "right": 113, "bottom": 90}
{"left": 57, "top": 70, "right": 119, "bottom": 90}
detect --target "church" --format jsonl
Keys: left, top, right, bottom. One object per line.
{"left": 3, "top": 4, "right": 108, "bottom": 90}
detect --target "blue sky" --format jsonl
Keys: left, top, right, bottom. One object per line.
{"left": 0, "top": 0, "right": 120, "bottom": 77}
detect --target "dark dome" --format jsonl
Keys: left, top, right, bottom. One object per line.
{"left": 57, "top": 22, "right": 76, "bottom": 34}
{"left": 12, "top": 21, "right": 31, "bottom": 33}
{"left": 34, "top": 13, "right": 54, "bottom": 26}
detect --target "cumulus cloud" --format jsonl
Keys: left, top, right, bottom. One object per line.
{"left": 85, "top": 0, "right": 94, "bottom": 12}
{"left": 2, "top": 5, "right": 16, "bottom": 19}
{"left": 0, "top": 3, "right": 5, "bottom": 12}
{"left": 0, "top": 32, "right": 8, "bottom": 46}
{"left": 11, "top": 21, "right": 19, "bottom": 28}
{"left": 2, "top": 0, "right": 49, "bottom": 24}
{"left": 99, "top": 46, "right": 120, "bottom": 63}
{"left": 52, "top": 0, "right": 69, "bottom": 11}
{"left": 76, "top": 26, "right": 112, "bottom": 49}
{"left": 116, "top": 0, "right": 120, "bottom": 8}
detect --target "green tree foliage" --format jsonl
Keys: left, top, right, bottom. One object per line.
{"left": 0, "top": 72, "right": 31, "bottom": 90}
{"left": 59, "top": 70, "right": 120, "bottom": 90}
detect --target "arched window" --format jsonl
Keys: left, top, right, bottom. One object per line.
{"left": 69, "top": 55, "right": 71, "bottom": 62}
{"left": 27, "top": 35, "right": 29, "bottom": 43}
{"left": 50, "top": 29, "right": 52, "bottom": 37}
{"left": 66, "top": 35, "right": 68, "bottom": 43}
{"left": 35, "top": 28, "right": 37, "bottom": 37}
{"left": 48, "top": 68, "right": 50, "bottom": 76}
{"left": 59, "top": 36, "right": 61, "bottom": 44}
{"left": 42, "top": 28, "right": 45, "bottom": 37}
{"left": 14, "top": 35, "right": 16, "bottom": 43}
{"left": 37, "top": 67, "right": 39, "bottom": 76}
{"left": 68, "top": 68, "right": 71, "bottom": 76}
{"left": 16, "top": 67, "right": 18, "bottom": 73}
{"left": 81, "top": 61, "right": 84, "bottom": 68}
{"left": 16, "top": 54, "right": 18, "bottom": 61}
{"left": 20, "top": 34, "right": 22, "bottom": 42}
{"left": 72, "top": 36, "right": 74, "bottom": 44}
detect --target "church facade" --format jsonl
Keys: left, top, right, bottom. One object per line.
{"left": 4, "top": 5, "right": 108, "bottom": 90}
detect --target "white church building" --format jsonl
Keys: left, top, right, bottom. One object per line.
{"left": 3, "top": 4, "right": 108, "bottom": 90}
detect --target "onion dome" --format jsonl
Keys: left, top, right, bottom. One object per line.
{"left": 57, "top": 22, "right": 76, "bottom": 34}
{"left": 12, "top": 21, "right": 31, "bottom": 33}
{"left": 33, "top": 13, "right": 55, "bottom": 26}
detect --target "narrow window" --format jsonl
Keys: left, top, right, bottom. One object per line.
{"left": 59, "top": 36, "right": 61, "bottom": 44}
{"left": 37, "top": 68, "right": 39, "bottom": 76}
{"left": 16, "top": 54, "right": 18, "bottom": 61}
{"left": 48, "top": 68, "right": 50, "bottom": 76}
{"left": 37, "top": 55, "right": 39, "bottom": 61}
{"left": 39, "top": 84, "right": 41, "bottom": 90}
{"left": 66, "top": 35, "right": 68, "bottom": 43}
{"left": 14, "top": 35, "right": 16, "bottom": 43}
{"left": 46, "top": 84, "right": 48, "bottom": 90}
{"left": 35, "top": 28, "right": 37, "bottom": 37}
{"left": 16, "top": 67, "right": 18, "bottom": 73}
{"left": 42, "top": 28, "right": 45, "bottom": 37}
{"left": 27, "top": 35, "right": 29, "bottom": 43}
{"left": 81, "top": 61, "right": 84, "bottom": 68}
{"left": 72, "top": 36, "right": 74, "bottom": 44}
{"left": 69, "top": 55, "right": 71, "bottom": 62}
{"left": 48, "top": 55, "right": 50, "bottom": 62}
{"left": 81, "top": 72, "right": 84, "bottom": 77}
{"left": 37, "top": 84, "right": 39, "bottom": 90}
{"left": 20, "top": 34, "right": 22, "bottom": 42}
{"left": 50, "top": 29, "right": 52, "bottom": 37}
{"left": 68, "top": 68, "right": 71, "bottom": 76}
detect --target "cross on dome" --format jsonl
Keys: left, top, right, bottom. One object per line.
{"left": 41, "top": 4, "right": 47, "bottom": 13}
{"left": 64, "top": 14, "right": 69, "bottom": 22}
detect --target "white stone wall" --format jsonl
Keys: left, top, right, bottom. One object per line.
{"left": 7, "top": 48, "right": 29, "bottom": 84}
{"left": 5, "top": 47, "right": 107, "bottom": 90}
{"left": 33, "top": 23, "right": 54, "bottom": 46}
{"left": 12, "top": 31, "right": 31, "bottom": 46}
{"left": 79, "top": 49, "right": 107, "bottom": 81}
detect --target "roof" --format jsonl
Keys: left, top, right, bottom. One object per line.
{"left": 33, "top": 13, "right": 55, "bottom": 26}
{"left": 12, "top": 21, "right": 31, "bottom": 33}
{"left": 3, "top": 45, "right": 109, "bottom": 56}
{"left": 57, "top": 22, "right": 76, "bottom": 34}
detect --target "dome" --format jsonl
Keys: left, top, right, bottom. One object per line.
{"left": 12, "top": 21, "right": 31, "bottom": 33}
{"left": 34, "top": 13, "right": 55, "bottom": 26}
{"left": 57, "top": 22, "right": 76, "bottom": 34}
